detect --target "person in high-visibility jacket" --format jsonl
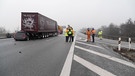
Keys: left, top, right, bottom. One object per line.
{"left": 86, "top": 28, "right": 91, "bottom": 42}
{"left": 65, "top": 28, "right": 69, "bottom": 42}
{"left": 68, "top": 28, "right": 73, "bottom": 42}
{"left": 91, "top": 28, "right": 96, "bottom": 42}
{"left": 71, "top": 28, "right": 75, "bottom": 42}
{"left": 98, "top": 30, "right": 103, "bottom": 40}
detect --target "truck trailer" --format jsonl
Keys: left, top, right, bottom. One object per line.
{"left": 15, "top": 12, "right": 58, "bottom": 40}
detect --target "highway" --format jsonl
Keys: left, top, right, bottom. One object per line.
{"left": 0, "top": 36, "right": 71, "bottom": 76}
{"left": 71, "top": 33, "right": 135, "bottom": 76}
{"left": 0, "top": 33, "right": 135, "bottom": 76}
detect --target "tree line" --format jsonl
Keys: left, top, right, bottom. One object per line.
{"left": 80, "top": 18, "right": 135, "bottom": 41}
{"left": 98, "top": 18, "right": 135, "bottom": 41}
{"left": 99, "top": 19, "right": 135, "bottom": 37}
{"left": 0, "top": 27, "right": 7, "bottom": 34}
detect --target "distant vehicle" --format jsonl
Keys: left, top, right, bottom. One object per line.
{"left": 6, "top": 33, "right": 12, "bottom": 38}
{"left": 14, "top": 12, "right": 58, "bottom": 41}
{"left": 14, "top": 31, "right": 29, "bottom": 41}
{"left": 58, "top": 25, "right": 63, "bottom": 34}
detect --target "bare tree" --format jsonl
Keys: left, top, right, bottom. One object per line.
{"left": 99, "top": 18, "right": 135, "bottom": 39}
{"left": 120, "top": 18, "right": 135, "bottom": 37}
{"left": 0, "top": 27, "right": 6, "bottom": 34}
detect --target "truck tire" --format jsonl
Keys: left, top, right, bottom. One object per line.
{"left": 15, "top": 39, "right": 18, "bottom": 41}
{"left": 47, "top": 33, "right": 49, "bottom": 38}
{"left": 27, "top": 37, "right": 29, "bottom": 41}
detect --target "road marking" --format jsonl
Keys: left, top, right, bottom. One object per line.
{"left": 75, "top": 45, "right": 135, "bottom": 69}
{"left": 74, "top": 55, "right": 116, "bottom": 76}
{"left": 76, "top": 41, "right": 105, "bottom": 50}
{"left": 60, "top": 35, "right": 76, "bottom": 76}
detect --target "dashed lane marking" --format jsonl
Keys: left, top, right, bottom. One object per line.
{"left": 74, "top": 55, "right": 116, "bottom": 76}
{"left": 75, "top": 45, "right": 135, "bottom": 69}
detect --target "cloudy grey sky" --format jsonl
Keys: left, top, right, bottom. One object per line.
{"left": 0, "top": 0, "right": 135, "bottom": 32}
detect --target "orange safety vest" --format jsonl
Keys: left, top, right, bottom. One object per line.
{"left": 86, "top": 30, "right": 91, "bottom": 35}
{"left": 86, "top": 30, "right": 91, "bottom": 41}
{"left": 91, "top": 30, "right": 96, "bottom": 34}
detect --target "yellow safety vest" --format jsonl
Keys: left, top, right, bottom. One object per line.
{"left": 98, "top": 31, "right": 102, "bottom": 35}
{"left": 64, "top": 30, "right": 68, "bottom": 36}
{"left": 72, "top": 30, "right": 75, "bottom": 36}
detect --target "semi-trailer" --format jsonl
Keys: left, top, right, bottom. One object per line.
{"left": 14, "top": 12, "right": 58, "bottom": 40}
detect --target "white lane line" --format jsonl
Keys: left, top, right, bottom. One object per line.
{"left": 60, "top": 35, "right": 76, "bottom": 76}
{"left": 74, "top": 55, "right": 116, "bottom": 76}
{"left": 75, "top": 45, "right": 135, "bottom": 69}
{"left": 76, "top": 41, "right": 105, "bottom": 50}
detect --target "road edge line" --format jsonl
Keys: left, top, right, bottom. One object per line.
{"left": 60, "top": 35, "right": 76, "bottom": 76}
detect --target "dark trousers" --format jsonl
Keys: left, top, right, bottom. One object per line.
{"left": 66, "top": 36, "right": 69, "bottom": 42}
{"left": 68, "top": 34, "right": 72, "bottom": 42}
{"left": 92, "top": 34, "right": 95, "bottom": 42}
{"left": 72, "top": 36, "right": 74, "bottom": 42}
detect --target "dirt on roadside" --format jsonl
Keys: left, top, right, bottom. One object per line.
{"left": 113, "top": 47, "right": 135, "bottom": 62}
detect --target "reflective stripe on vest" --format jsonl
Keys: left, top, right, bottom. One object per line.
{"left": 68, "top": 31, "right": 72, "bottom": 34}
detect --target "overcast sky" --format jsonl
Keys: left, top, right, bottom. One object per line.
{"left": 0, "top": 0, "right": 135, "bottom": 32}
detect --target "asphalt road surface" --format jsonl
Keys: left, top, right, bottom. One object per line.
{"left": 0, "top": 35, "right": 72, "bottom": 76}
{"left": 70, "top": 33, "right": 135, "bottom": 76}
{"left": 0, "top": 33, "right": 135, "bottom": 76}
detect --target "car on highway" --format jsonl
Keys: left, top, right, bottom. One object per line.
{"left": 14, "top": 31, "right": 29, "bottom": 41}
{"left": 6, "top": 33, "right": 12, "bottom": 38}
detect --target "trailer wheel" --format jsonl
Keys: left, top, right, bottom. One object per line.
{"left": 47, "top": 33, "right": 49, "bottom": 38}
{"left": 15, "top": 39, "right": 18, "bottom": 41}
{"left": 42, "top": 35, "right": 44, "bottom": 38}
{"left": 27, "top": 37, "right": 29, "bottom": 41}
{"left": 53, "top": 33, "right": 55, "bottom": 37}
{"left": 44, "top": 34, "right": 46, "bottom": 38}
{"left": 43, "top": 34, "right": 45, "bottom": 39}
